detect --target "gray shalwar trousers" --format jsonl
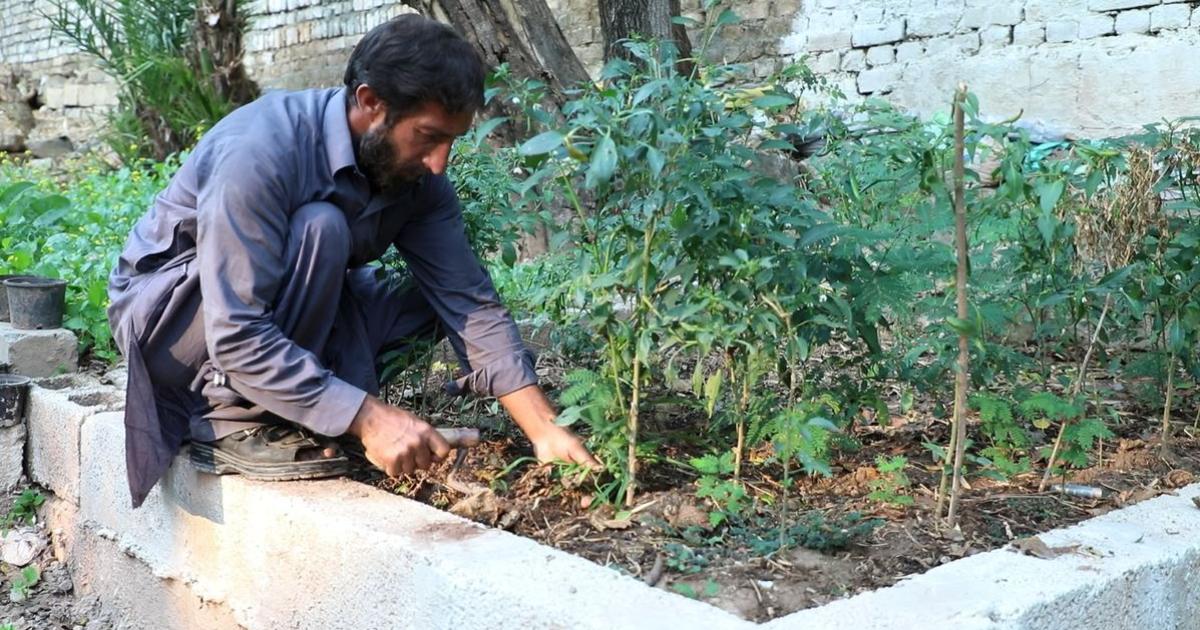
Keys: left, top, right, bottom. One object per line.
{"left": 120, "top": 201, "right": 455, "bottom": 502}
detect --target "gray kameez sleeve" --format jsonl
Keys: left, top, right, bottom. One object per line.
{"left": 195, "top": 147, "right": 366, "bottom": 435}
{"left": 393, "top": 176, "right": 538, "bottom": 398}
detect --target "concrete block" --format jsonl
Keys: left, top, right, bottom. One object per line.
{"left": 0, "top": 323, "right": 78, "bottom": 378}
{"left": 810, "top": 51, "right": 840, "bottom": 73}
{"left": 962, "top": 4, "right": 1023, "bottom": 29}
{"left": 865, "top": 45, "right": 895, "bottom": 66}
{"left": 78, "top": 412, "right": 749, "bottom": 630}
{"left": 895, "top": 41, "right": 924, "bottom": 62}
{"left": 26, "top": 376, "right": 122, "bottom": 506}
{"left": 1080, "top": 14, "right": 1116, "bottom": 38}
{"left": 855, "top": 6, "right": 884, "bottom": 24}
{"left": 61, "top": 83, "right": 79, "bottom": 107}
{"left": 1151, "top": 3, "right": 1191, "bottom": 29}
{"left": 1088, "top": 0, "right": 1158, "bottom": 10}
{"left": 980, "top": 25, "right": 1013, "bottom": 46}
{"left": 806, "top": 30, "right": 852, "bottom": 51}
{"left": 42, "top": 85, "right": 64, "bottom": 109}
{"left": 0, "top": 422, "right": 25, "bottom": 492}
{"left": 1116, "top": 8, "right": 1151, "bottom": 33}
{"left": 909, "top": 10, "right": 959, "bottom": 36}
{"left": 857, "top": 65, "right": 902, "bottom": 94}
{"left": 851, "top": 21, "right": 906, "bottom": 48}
{"left": 841, "top": 49, "right": 867, "bottom": 71}
{"left": 1013, "top": 22, "right": 1047, "bottom": 45}
{"left": 1046, "top": 20, "right": 1080, "bottom": 42}
{"left": 770, "top": 483, "right": 1200, "bottom": 629}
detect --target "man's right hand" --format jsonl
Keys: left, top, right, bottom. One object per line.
{"left": 346, "top": 395, "right": 451, "bottom": 476}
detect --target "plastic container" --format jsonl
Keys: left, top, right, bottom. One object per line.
{"left": 0, "top": 373, "right": 31, "bottom": 428}
{"left": 3, "top": 276, "right": 67, "bottom": 330}
{"left": 0, "top": 274, "right": 38, "bottom": 323}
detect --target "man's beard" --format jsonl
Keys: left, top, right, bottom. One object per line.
{"left": 356, "top": 125, "right": 422, "bottom": 191}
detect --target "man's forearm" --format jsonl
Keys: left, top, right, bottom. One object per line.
{"left": 497, "top": 384, "right": 559, "bottom": 440}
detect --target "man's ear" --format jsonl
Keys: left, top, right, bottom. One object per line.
{"left": 354, "top": 84, "right": 387, "bottom": 121}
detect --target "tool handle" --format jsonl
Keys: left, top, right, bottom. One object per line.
{"left": 435, "top": 427, "right": 480, "bottom": 448}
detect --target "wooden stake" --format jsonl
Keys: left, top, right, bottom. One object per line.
{"left": 1038, "top": 295, "right": 1111, "bottom": 492}
{"left": 946, "top": 84, "right": 970, "bottom": 527}
{"left": 1160, "top": 352, "right": 1176, "bottom": 458}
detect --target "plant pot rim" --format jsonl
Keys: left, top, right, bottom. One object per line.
{"left": 2, "top": 276, "right": 66, "bottom": 289}
{"left": 0, "top": 374, "right": 32, "bottom": 386}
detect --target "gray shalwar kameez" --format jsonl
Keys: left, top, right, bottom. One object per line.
{"left": 108, "top": 87, "right": 538, "bottom": 508}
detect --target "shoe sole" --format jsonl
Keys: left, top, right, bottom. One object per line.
{"left": 189, "top": 442, "right": 350, "bottom": 480}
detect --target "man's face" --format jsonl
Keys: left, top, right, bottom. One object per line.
{"left": 357, "top": 100, "right": 474, "bottom": 190}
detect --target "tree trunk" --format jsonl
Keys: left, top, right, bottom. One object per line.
{"left": 598, "top": 0, "right": 692, "bottom": 68}
{"left": 405, "top": 0, "right": 589, "bottom": 100}
{"left": 192, "top": 0, "right": 258, "bottom": 106}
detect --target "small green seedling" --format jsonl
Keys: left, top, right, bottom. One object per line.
{"left": 868, "top": 455, "right": 914, "bottom": 506}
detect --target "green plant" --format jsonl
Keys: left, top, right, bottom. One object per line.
{"left": 0, "top": 157, "right": 178, "bottom": 360}
{"left": 2, "top": 489, "right": 45, "bottom": 533}
{"left": 45, "top": 0, "right": 252, "bottom": 162}
{"left": 972, "top": 393, "right": 1032, "bottom": 479}
{"left": 867, "top": 455, "right": 914, "bottom": 506}
{"left": 672, "top": 579, "right": 719, "bottom": 600}
{"left": 7, "top": 565, "right": 41, "bottom": 603}
{"left": 689, "top": 451, "right": 746, "bottom": 526}
{"left": 1016, "top": 391, "right": 1112, "bottom": 472}
{"left": 514, "top": 6, "right": 882, "bottom": 507}
{"left": 731, "top": 510, "right": 882, "bottom": 555}
{"left": 662, "top": 542, "right": 709, "bottom": 574}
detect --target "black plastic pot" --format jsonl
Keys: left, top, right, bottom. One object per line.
{"left": 3, "top": 276, "right": 67, "bottom": 330}
{"left": 0, "top": 374, "right": 31, "bottom": 428}
{"left": 0, "top": 274, "right": 38, "bottom": 323}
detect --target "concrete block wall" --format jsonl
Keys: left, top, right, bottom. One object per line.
{"left": 780, "top": 0, "right": 1200, "bottom": 138}
{"left": 15, "top": 365, "right": 1200, "bottom": 629}
{"left": 240, "top": 0, "right": 416, "bottom": 89}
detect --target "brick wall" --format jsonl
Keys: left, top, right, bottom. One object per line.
{"left": 1, "top": 0, "right": 1196, "bottom": 154}
{"left": 780, "top": 0, "right": 1200, "bottom": 138}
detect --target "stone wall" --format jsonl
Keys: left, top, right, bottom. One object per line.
{"left": 0, "top": 0, "right": 118, "bottom": 153}
{"left": 240, "top": 0, "right": 416, "bottom": 89}
{"left": 780, "top": 0, "right": 1200, "bottom": 138}
{"left": 1, "top": 0, "right": 1195, "bottom": 153}
{"left": 547, "top": 0, "right": 799, "bottom": 79}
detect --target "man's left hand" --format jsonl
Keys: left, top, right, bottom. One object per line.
{"left": 529, "top": 423, "right": 601, "bottom": 469}
{"left": 498, "top": 385, "right": 601, "bottom": 470}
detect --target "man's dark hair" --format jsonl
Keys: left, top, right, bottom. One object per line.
{"left": 344, "top": 14, "right": 486, "bottom": 123}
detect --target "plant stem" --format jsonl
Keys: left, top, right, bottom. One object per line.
{"left": 626, "top": 352, "right": 641, "bottom": 507}
{"left": 626, "top": 217, "right": 657, "bottom": 507}
{"left": 1160, "top": 351, "right": 1176, "bottom": 458}
{"left": 734, "top": 364, "right": 750, "bottom": 479}
{"left": 1038, "top": 295, "right": 1110, "bottom": 492}
{"left": 947, "top": 84, "right": 970, "bottom": 527}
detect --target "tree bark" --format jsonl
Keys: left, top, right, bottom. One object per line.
{"left": 404, "top": 0, "right": 589, "bottom": 99}
{"left": 192, "top": 0, "right": 258, "bottom": 106}
{"left": 598, "top": 0, "right": 692, "bottom": 68}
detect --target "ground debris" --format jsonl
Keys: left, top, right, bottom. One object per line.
{"left": 1009, "top": 536, "right": 1080, "bottom": 560}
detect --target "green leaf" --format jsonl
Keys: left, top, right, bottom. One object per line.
{"left": 518, "top": 131, "right": 564, "bottom": 156}
{"left": 471, "top": 117, "right": 508, "bottom": 144}
{"left": 1036, "top": 179, "right": 1065, "bottom": 213}
{"left": 704, "top": 371, "right": 723, "bottom": 418}
{"left": 716, "top": 8, "right": 740, "bottom": 26}
{"left": 751, "top": 94, "right": 794, "bottom": 109}
{"left": 585, "top": 134, "right": 618, "bottom": 189}
{"left": 646, "top": 146, "right": 665, "bottom": 179}
{"left": 945, "top": 316, "right": 979, "bottom": 338}
{"left": 501, "top": 241, "right": 517, "bottom": 268}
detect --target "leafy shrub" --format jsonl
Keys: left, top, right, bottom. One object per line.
{"left": 0, "top": 157, "right": 178, "bottom": 359}
{"left": 46, "top": 0, "right": 254, "bottom": 162}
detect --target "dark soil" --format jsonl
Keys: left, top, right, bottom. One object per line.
{"left": 358, "top": 353, "right": 1200, "bottom": 622}
{"left": 1, "top": 486, "right": 120, "bottom": 630}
